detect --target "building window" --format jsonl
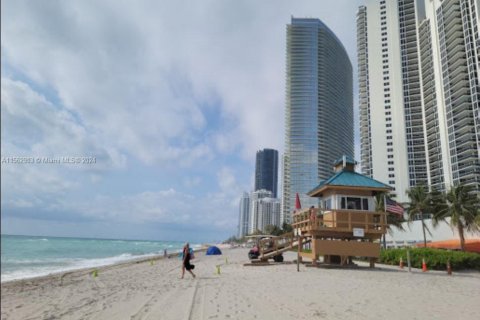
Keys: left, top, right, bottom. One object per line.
{"left": 340, "top": 197, "right": 369, "bottom": 210}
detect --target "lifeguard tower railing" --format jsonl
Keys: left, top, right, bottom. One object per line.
{"left": 292, "top": 208, "right": 387, "bottom": 240}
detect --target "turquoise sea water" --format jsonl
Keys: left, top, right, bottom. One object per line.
{"left": 1, "top": 234, "right": 199, "bottom": 282}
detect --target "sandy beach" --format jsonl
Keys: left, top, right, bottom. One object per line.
{"left": 2, "top": 247, "right": 480, "bottom": 320}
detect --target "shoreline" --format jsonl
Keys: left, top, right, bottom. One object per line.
{"left": 1, "top": 246, "right": 209, "bottom": 286}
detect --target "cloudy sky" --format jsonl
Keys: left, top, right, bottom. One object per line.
{"left": 1, "top": 0, "right": 363, "bottom": 243}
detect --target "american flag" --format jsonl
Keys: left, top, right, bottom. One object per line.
{"left": 386, "top": 197, "right": 404, "bottom": 215}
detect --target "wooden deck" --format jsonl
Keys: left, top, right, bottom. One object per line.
{"left": 292, "top": 209, "right": 387, "bottom": 241}
{"left": 291, "top": 209, "right": 388, "bottom": 266}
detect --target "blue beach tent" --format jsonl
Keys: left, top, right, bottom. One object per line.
{"left": 206, "top": 246, "right": 222, "bottom": 255}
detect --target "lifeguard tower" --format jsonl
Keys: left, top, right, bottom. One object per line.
{"left": 292, "top": 156, "right": 392, "bottom": 267}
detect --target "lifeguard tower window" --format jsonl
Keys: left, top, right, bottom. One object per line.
{"left": 324, "top": 199, "right": 332, "bottom": 209}
{"left": 340, "top": 197, "right": 369, "bottom": 210}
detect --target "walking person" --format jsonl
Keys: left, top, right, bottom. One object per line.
{"left": 181, "top": 243, "right": 196, "bottom": 279}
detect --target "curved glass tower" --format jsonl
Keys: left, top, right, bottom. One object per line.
{"left": 282, "top": 17, "right": 354, "bottom": 224}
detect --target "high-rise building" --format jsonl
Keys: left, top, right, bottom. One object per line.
{"left": 358, "top": 0, "right": 428, "bottom": 203}
{"left": 255, "top": 148, "right": 279, "bottom": 197}
{"left": 237, "top": 192, "right": 250, "bottom": 238}
{"left": 358, "top": 0, "right": 479, "bottom": 199}
{"left": 282, "top": 17, "right": 354, "bottom": 224}
{"left": 419, "top": 0, "right": 480, "bottom": 192}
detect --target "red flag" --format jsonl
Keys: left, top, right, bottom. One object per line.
{"left": 295, "top": 193, "right": 302, "bottom": 210}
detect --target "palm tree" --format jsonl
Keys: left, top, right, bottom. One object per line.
{"left": 375, "top": 192, "right": 405, "bottom": 248}
{"left": 405, "top": 185, "right": 433, "bottom": 248}
{"left": 433, "top": 184, "right": 480, "bottom": 251}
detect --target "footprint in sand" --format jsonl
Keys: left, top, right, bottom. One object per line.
{"left": 313, "top": 310, "right": 327, "bottom": 318}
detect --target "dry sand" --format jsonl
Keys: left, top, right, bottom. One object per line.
{"left": 2, "top": 247, "right": 480, "bottom": 320}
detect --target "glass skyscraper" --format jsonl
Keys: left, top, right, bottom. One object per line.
{"left": 282, "top": 17, "right": 354, "bottom": 224}
{"left": 254, "top": 148, "right": 279, "bottom": 198}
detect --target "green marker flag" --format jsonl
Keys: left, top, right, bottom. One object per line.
{"left": 216, "top": 265, "right": 221, "bottom": 275}
{"left": 92, "top": 269, "right": 98, "bottom": 278}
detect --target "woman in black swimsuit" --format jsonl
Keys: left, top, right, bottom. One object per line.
{"left": 181, "top": 243, "right": 196, "bottom": 279}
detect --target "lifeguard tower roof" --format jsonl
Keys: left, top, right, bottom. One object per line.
{"left": 308, "top": 156, "right": 392, "bottom": 197}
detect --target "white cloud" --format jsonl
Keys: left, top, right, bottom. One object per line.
{"left": 1, "top": 0, "right": 361, "bottom": 240}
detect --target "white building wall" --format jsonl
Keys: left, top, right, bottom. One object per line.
{"left": 386, "top": 218, "right": 480, "bottom": 244}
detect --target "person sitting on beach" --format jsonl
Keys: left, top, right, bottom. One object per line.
{"left": 181, "top": 243, "right": 196, "bottom": 279}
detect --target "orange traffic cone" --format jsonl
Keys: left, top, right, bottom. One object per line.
{"left": 399, "top": 257, "right": 404, "bottom": 269}
{"left": 422, "top": 258, "right": 427, "bottom": 272}
{"left": 447, "top": 260, "right": 452, "bottom": 275}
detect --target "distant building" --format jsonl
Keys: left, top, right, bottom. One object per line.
{"left": 237, "top": 192, "right": 250, "bottom": 238}
{"left": 255, "top": 148, "right": 279, "bottom": 198}
{"left": 254, "top": 197, "right": 281, "bottom": 232}
{"left": 247, "top": 189, "right": 281, "bottom": 234}
{"left": 282, "top": 17, "right": 354, "bottom": 224}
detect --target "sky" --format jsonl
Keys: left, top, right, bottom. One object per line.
{"left": 1, "top": 0, "right": 363, "bottom": 243}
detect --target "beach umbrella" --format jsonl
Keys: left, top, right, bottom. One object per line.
{"left": 295, "top": 192, "right": 302, "bottom": 210}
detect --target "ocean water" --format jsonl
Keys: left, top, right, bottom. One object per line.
{"left": 1, "top": 234, "right": 199, "bottom": 282}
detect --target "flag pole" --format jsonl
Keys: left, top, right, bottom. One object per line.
{"left": 383, "top": 194, "right": 387, "bottom": 249}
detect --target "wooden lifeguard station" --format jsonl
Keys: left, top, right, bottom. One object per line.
{"left": 292, "top": 156, "right": 392, "bottom": 267}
